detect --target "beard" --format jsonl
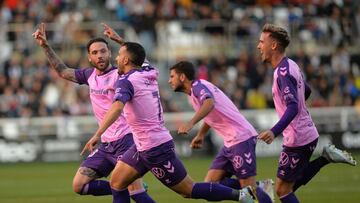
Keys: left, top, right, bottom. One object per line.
{"left": 174, "top": 83, "right": 186, "bottom": 92}
{"left": 92, "top": 60, "right": 110, "bottom": 71}
{"left": 117, "top": 63, "right": 125, "bottom": 74}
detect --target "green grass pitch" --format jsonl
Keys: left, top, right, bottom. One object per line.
{"left": 0, "top": 155, "right": 359, "bottom": 203}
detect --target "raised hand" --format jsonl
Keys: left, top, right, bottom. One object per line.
{"left": 32, "top": 23, "right": 48, "bottom": 47}
{"left": 102, "top": 22, "right": 124, "bottom": 45}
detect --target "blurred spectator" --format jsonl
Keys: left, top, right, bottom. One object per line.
{"left": 0, "top": 0, "right": 359, "bottom": 119}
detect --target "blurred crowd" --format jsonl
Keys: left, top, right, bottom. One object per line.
{"left": 0, "top": 0, "right": 360, "bottom": 118}
{"left": 161, "top": 44, "right": 360, "bottom": 112}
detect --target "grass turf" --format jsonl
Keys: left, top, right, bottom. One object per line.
{"left": 0, "top": 155, "right": 359, "bottom": 203}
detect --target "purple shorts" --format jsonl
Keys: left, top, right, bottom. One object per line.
{"left": 121, "top": 140, "right": 188, "bottom": 187}
{"left": 210, "top": 137, "right": 257, "bottom": 179}
{"left": 277, "top": 138, "right": 318, "bottom": 182}
{"left": 81, "top": 133, "right": 134, "bottom": 177}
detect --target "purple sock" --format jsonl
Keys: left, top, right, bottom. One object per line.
{"left": 111, "top": 188, "right": 130, "bottom": 203}
{"left": 293, "top": 156, "right": 329, "bottom": 192}
{"left": 256, "top": 187, "right": 272, "bottom": 203}
{"left": 219, "top": 178, "right": 241, "bottom": 189}
{"left": 191, "top": 182, "right": 239, "bottom": 201}
{"left": 280, "top": 192, "right": 299, "bottom": 203}
{"left": 130, "top": 191, "right": 156, "bottom": 203}
{"left": 81, "top": 180, "right": 111, "bottom": 196}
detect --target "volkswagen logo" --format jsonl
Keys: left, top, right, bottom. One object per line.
{"left": 151, "top": 167, "right": 165, "bottom": 179}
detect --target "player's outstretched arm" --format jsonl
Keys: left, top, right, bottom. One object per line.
{"left": 32, "top": 23, "right": 77, "bottom": 83}
{"left": 178, "top": 98, "right": 214, "bottom": 135}
{"left": 190, "top": 122, "right": 211, "bottom": 149}
{"left": 102, "top": 23, "right": 125, "bottom": 45}
{"left": 80, "top": 101, "right": 124, "bottom": 155}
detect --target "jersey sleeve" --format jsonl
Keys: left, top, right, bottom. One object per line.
{"left": 113, "top": 79, "right": 135, "bottom": 104}
{"left": 271, "top": 69, "right": 299, "bottom": 136}
{"left": 74, "top": 68, "right": 94, "bottom": 85}
{"left": 192, "top": 82, "right": 214, "bottom": 104}
{"left": 276, "top": 70, "right": 298, "bottom": 105}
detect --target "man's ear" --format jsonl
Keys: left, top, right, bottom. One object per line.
{"left": 271, "top": 40, "right": 278, "bottom": 50}
{"left": 180, "top": 73, "right": 186, "bottom": 82}
{"left": 123, "top": 56, "right": 129, "bottom": 65}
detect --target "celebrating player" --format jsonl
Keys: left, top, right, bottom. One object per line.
{"left": 32, "top": 23, "right": 155, "bottom": 203}
{"left": 81, "top": 23, "right": 257, "bottom": 203}
{"left": 168, "top": 60, "right": 274, "bottom": 203}
{"left": 257, "top": 23, "right": 357, "bottom": 203}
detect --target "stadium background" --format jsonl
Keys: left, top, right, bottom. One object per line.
{"left": 0, "top": 0, "right": 359, "bottom": 202}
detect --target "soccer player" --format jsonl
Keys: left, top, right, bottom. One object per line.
{"left": 257, "top": 23, "right": 357, "bottom": 203}
{"left": 168, "top": 61, "right": 273, "bottom": 203}
{"left": 81, "top": 25, "right": 257, "bottom": 203}
{"left": 32, "top": 23, "right": 155, "bottom": 203}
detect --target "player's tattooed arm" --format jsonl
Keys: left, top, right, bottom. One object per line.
{"left": 42, "top": 45, "right": 77, "bottom": 82}
{"left": 32, "top": 23, "right": 77, "bottom": 83}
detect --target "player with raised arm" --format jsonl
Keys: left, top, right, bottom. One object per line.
{"left": 32, "top": 23, "right": 155, "bottom": 203}
{"left": 257, "top": 23, "right": 357, "bottom": 203}
{"left": 168, "top": 61, "right": 274, "bottom": 203}
{"left": 81, "top": 23, "right": 258, "bottom": 203}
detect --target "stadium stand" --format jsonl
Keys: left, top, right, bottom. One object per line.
{"left": 0, "top": 0, "right": 359, "bottom": 118}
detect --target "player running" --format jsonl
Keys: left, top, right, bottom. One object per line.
{"left": 32, "top": 23, "right": 154, "bottom": 203}
{"left": 81, "top": 23, "right": 257, "bottom": 203}
{"left": 257, "top": 23, "right": 357, "bottom": 203}
{"left": 168, "top": 60, "right": 274, "bottom": 203}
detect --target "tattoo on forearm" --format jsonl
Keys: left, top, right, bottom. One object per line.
{"left": 79, "top": 167, "right": 98, "bottom": 178}
{"left": 43, "top": 45, "right": 77, "bottom": 82}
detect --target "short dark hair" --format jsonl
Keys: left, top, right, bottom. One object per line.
{"left": 86, "top": 37, "right": 109, "bottom": 53}
{"left": 262, "top": 24, "right": 290, "bottom": 52}
{"left": 123, "top": 42, "right": 146, "bottom": 67}
{"left": 170, "top": 61, "right": 195, "bottom": 81}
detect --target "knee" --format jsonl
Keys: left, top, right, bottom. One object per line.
{"left": 72, "top": 181, "right": 84, "bottom": 195}
{"left": 203, "top": 177, "right": 214, "bottom": 182}
{"left": 110, "top": 178, "right": 127, "bottom": 190}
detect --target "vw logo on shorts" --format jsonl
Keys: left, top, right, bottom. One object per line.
{"left": 232, "top": 156, "right": 243, "bottom": 169}
{"left": 151, "top": 167, "right": 165, "bottom": 179}
{"left": 279, "top": 152, "right": 289, "bottom": 166}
